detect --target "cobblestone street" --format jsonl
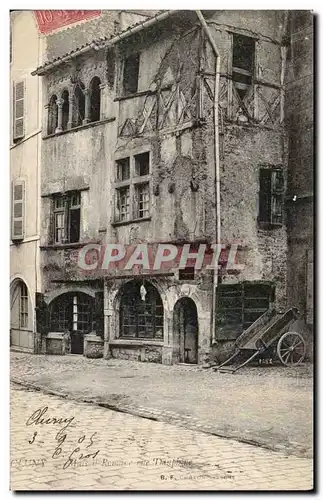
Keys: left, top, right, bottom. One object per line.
{"left": 11, "top": 352, "right": 313, "bottom": 458}
{"left": 10, "top": 383, "right": 313, "bottom": 491}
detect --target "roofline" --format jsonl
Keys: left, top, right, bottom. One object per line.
{"left": 32, "top": 10, "right": 178, "bottom": 76}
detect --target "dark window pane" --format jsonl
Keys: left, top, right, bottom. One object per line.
{"left": 90, "top": 77, "right": 101, "bottom": 123}
{"left": 179, "top": 267, "right": 195, "bottom": 280}
{"left": 69, "top": 208, "right": 80, "bottom": 243}
{"left": 116, "top": 157, "right": 130, "bottom": 181}
{"left": 135, "top": 152, "right": 149, "bottom": 176}
{"left": 233, "top": 34, "right": 255, "bottom": 72}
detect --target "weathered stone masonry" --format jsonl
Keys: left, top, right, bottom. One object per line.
{"left": 33, "top": 10, "right": 312, "bottom": 363}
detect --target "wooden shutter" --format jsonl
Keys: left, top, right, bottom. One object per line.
{"left": 11, "top": 180, "right": 25, "bottom": 241}
{"left": 216, "top": 284, "right": 243, "bottom": 340}
{"left": 13, "top": 81, "right": 25, "bottom": 140}
{"left": 95, "top": 291, "right": 104, "bottom": 338}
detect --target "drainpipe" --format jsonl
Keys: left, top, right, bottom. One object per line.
{"left": 195, "top": 11, "right": 221, "bottom": 345}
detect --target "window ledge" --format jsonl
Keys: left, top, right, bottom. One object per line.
{"left": 40, "top": 242, "right": 100, "bottom": 250}
{"left": 43, "top": 116, "right": 116, "bottom": 140}
{"left": 110, "top": 339, "right": 163, "bottom": 347}
{"left": 112, "top": 216, "right": 151, "bottom": 227}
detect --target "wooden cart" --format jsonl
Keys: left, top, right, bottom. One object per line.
{"left": 214, "top": 307, "right": 306, "bottom": 373}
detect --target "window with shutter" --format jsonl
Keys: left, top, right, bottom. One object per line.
{"left": 11, "top": 180, "right": 25, "bottom": 241}
{"left": 13, "top": 81, "right": 25, "bottom": 141}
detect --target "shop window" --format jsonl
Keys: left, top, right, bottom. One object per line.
{"left": 123, "top": 53, "right": 140, "bottom": 95}
{"left": 53, "top": 191, "right": 81, "bottom": 244}
{"left": 120, "top": 281, "right": 164, "bottom": 340}
{"left": 232, "top": 34, "right": 255, "bottom": 101}
{"left": 258, "top": 168, "right": 284, "bottom": 226}
{"left": 49, "top": 293, "right": 95, "bottom": 333}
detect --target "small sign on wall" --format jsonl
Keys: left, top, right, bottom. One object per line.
{"left": 34, "top": 10, "right": 101, "bottom": 34}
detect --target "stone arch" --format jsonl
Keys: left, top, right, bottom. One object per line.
{"left": 48, "top": 290, "right": 95, "bottom": 355}
{"left": 45, "top": 285, "right": 95, "bottom": 305}
{"left": 111, "top": 279, "right": 165, "bottom": 341}
{"left": 173, "top": 296, "right": 199, "bottom": 364}
{"left": 110, "top": 278, "right": 170, "bottom": 314}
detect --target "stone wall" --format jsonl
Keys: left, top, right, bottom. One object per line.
{"left": 46, "top": 332, "right": 65, "bottom": 355}
{"left": 285, "top": 11, "right": 313, "bottom": 338}
{"left": 110, "top": 345, "right": 163, "bottom": 363}
{"left": 84, "top": 334, "right": 104, "bottom": 358}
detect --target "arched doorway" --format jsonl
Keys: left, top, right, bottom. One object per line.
{"left": 10, "top": 278, "right": 33, "bottom": 351}
{"left": 119, "top": 281, "right": 164, "bottom": 340}
{"left": 49, "top": 292, "right": 95, "bottom": 354}
{"left": 173, "top": 298, "right": 198, "bottom": 364}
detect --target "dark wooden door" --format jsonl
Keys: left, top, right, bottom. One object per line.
{"left": 71, "top": 330, "right": 84, "bottom": 354}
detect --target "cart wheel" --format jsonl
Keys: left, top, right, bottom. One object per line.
{"left": 277, "top": 331, "right": 306, "bottom": 366}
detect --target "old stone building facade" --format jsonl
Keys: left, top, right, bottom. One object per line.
{"left": 10, "top": 11, "right": 44, "bottom": 352}
{"left": 30, "top": 10, "right": 313, "bottom": 364}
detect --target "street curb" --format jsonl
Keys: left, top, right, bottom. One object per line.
{"left": 11, "top": 377, "right": 311, "bottom": 460}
